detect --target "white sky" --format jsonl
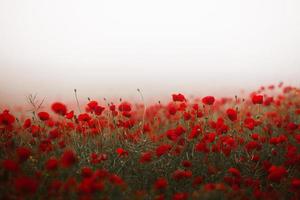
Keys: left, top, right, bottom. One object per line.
{"left": 0, "top": 0, "right": 300, "bottom": 105}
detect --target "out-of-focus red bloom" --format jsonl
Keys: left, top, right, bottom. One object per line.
{"left": 244, "top": 117, "right": 256, "bottom": 130}
{"left": 118, "top": 102, "right": 131, "bottom": 112}
{"left": 87, "top": 101, "right": 105, "bottom": 116}
{"left": 264, "top": 97, "right": 274, "bottom": 106}
{"left": 23, "top": 118, "right": 31, "bottom": 129}
{"left": 109, "top": 103, "right": 116, "bottom": 111}
{"left": 0, "top": 110, "right": 15, "bottom": 126}
{"left": 192, "top": 176, "right": 203, "bottom": 188}
{"left": 30, "top": 125, "right": 40, "bottom": 137}
{"left": 94, "top": 105, "right": 105, "bottom": 115}
{"left": 166, "top": 126, "right": 185, "bottom": 142}
{"left": 290, "top": 178, "right": 300, "bottom": 191}
{"left": 182, "top": 160, "right": 192, "bottom": 168}
{"left": 77, "top": 177, "right": 102, "bottom": 194}
{"left": 188, "top": 125, "right": 201, "bottom": 140}
{"left": 268, "top": 165, "right": 287, "bottom": 182}
{"left": 122, "top": 111, "right": 131, "bottom": 118}
{"left": 168, "top": 103, "right": 177, "bottom": 115}
{"left": 139, "top": 152, "right": 152, "bottom": 163}
{"left": 226, "top": 108, "right": 237, "bottom": 121}
{"left": 154, "top": 178, "right": 168, "bottom": 191}
{"left": 205, "top": 132, "right": 216, "bottom": 143}
{"left": 116, "top": 148, "right": 128, "bottom": 157}
{"left": 245, "top": 141, "right": 261, "bottom": 152}
{"left": 65, "top": 111, "right": 74, "bottom": 119}
{"left": 228, "top": 167, "right": 241, "bottom": 177}
{"left": 252, "top": 95, "right": 263, "bottom": 104}
{"left": 45, "top": 158, "right": 59, "bottom": 171}
{"left": 251, "top": 133, "right": 259, "bottom": 140}
{"left": 172, "top": 93, "right": 186, "bottom": 102}
{"left": 195, "top": 142, "right": 209, "bottom": 153}
{"left": 295, "top": 134, "right": 300, "bottom": 144}
{"left": 48, "top": 179, "right": 62, "bottom": 195}
{"left": 202, "top": 96, "right": 215, "bottom": 105}
{"left": 156, "top": 144, "right": 172, "bottom": 157}
{"left": 49, "top": 128, "right": 61, "bottom": 140}
{"left": 183, "top": 112, "right": 191, "bottom": 120}
{"left": 38, "top": 111, "right": 50, "bottom": 121}
{"left": 283, "top": 86, "right": 293, "bottom": 93}
{"left": 17, "top": 147, "right": 31, "bottom": 162}
{"left": 172, "top": 170, "right": 192, "bottom": 181}
{"left": 78, "top": 113, "right": 91, "bottom": 122}
{"left": 14, "top": 176, "right": 39, "bottom": 195}
{"left": 51, "top": 102, "right": 67, "bottom": 116}
{"left": 60, "top": 150, "right": 77, "bottom": 168}
{"left": 109, "top": 174, "right": 125, "bottom": 186}
{"left": 172, "top": 192, "right": 188, "bottom": 200}
{"left": 87, "top": 101, "right": 98, "bottom": 110}
{"left": 2, "top": 159, "right": 19, "bottom": 172}
{"left": 143, "top": 123, "right": 151, "bottom": 132}
{"left": 287, "top": 122, "right": 298, "bottom": 131}
{"left": 81, "top": 167, "right": 93, "bottom": 178}
{"left": 39, "top": 139, "right": 53, "bottom": 153}
{"left": 270, "top": 135, "right": 287, "bottom": 145}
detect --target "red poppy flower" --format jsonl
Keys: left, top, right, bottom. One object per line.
{"left": 290, "top": 178, "right": 300, "bottom": 191}
{"left": 87, "top": 100, "right": 98, "bottom": 110}
{"left": 156, "top": 144, "right": 172, "bottom": 157}
{"left": 182, "top": 160, "right": 192, "bottom": 168}
{"left": 202, "top": 96, "right": 215, "bottom": 105}
{"left": 78, "top": 113, "right": 91, "bottom": 122}
{"left": 172, "top": 192, "right": 188, "bottom": 200}
{"left": 65, "top": 111, "right": 74, "bottom": 119}
{"left": 251, "top": 133, "right": 259, "bottom": 140}
{"left": 2, "top": 159, "right": 19, "bottom": 172}
{"left": 244, "top": 118, "right": 256, "bottom": 130}
{"left": 192, "top": 176, "right": 203, "bottom": 188}
{"left": 172, "top": 170, "right": 192, "bottom": 181}
{"left": 116, "top": 148, "right": 128, "bottom": 157}
{"left": 252, "top": 95, "right": 263, "bottom": 104}
{"left": 228, "top": 167, "right": 241, "bottom": 177}
{"left": 38, "top": 111, "right": 50, "bottom": 121}
{"left": 51, "top": 102, "right": 67, "bottom": 116}
{"left": 139, "top": 152, "right": 152, "bottom": 163}
{"left": 23, "top": 118, "right": 31, "bottom": 129}
{"left": 195, "top": 142, "right": 209, "bottom": 153}
{"left": 60, "top": 150, "right": 77, "bottom": 168}
{"left": 118, "top": 102, "right": 131, "bottom": 112}
{"left": 0, "top": 110, "right": 15, "bottom": 126}
{"left": 17, "top": 147, "right": 31, "bottom": 162}
{"left": 14, "top": 176, "right": 39, "bottom": 195}
{"left": 268, "top": 165, "right": 287, "bottom": 182}
{"left": 172, "top": 93, "right": 186, "bottom": 102}
{"left": 45, "top": 158, "right": 58, "bottom": 171}
{"left": 168, "top": 103, "right": 177, "bottom": 115}
{"left": 245, "top": 141, "right": 261, "bottom": 152}
{"left": 188, "top": 125, "right": 201, "bottom": 140}
{"left": 205, "top": 132, "right": 216, "bottom": 143}
{"left": 109, "top": 174, "right": 125, "bottom": 186}
{"left": 81, "top": 167, "right": 93, "bottom": 178}
{"left": 154, "top": 178, "right": 168, "bottom": 190}
{"left": 226, "top": 108, "right": 237, "bottom": 121}
{"left": 94, "top": 106, "right": 105, "bottom": 115}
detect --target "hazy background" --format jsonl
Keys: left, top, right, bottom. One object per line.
{"left": 0, "top": 0, "right": 300, "bottom": 106}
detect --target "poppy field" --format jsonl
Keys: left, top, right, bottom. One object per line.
{"left": 0, "top": 84, "right": 300, "bottom": 200}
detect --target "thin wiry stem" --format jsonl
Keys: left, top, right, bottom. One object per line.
{"left": 74, "top": 89, "right": 81, "bottom": 113}
{"left": 26, "top": 93, "right": 45, "bottom": 113}
{"left": 137, "top": 88, "right": 146, "bottom": 131}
